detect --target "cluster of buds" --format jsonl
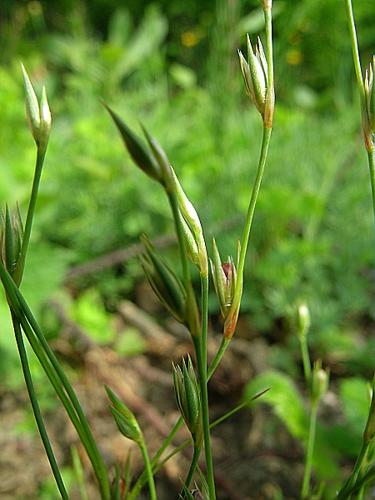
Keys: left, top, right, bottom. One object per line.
{"left": 140, "top": 235, "right": 200, "bottom": 336}
{"left": 21, "top": 64, "right": 52, "bottom": 151}
{"left": 210, "top": 239, "right": 241, "bottom": 339}
{"left": 105, "top": 386, "right": 143, "bottom": 444}
{"left": 238, "top": 35, "right": 273, "bottom": 125}
{"left": 363, "top": 57, "right": 375, "bottom": 151}
{"left": 0, "top": 206, "right": 24, "bottom": 281}
{"left": 311, "top": 360, "right": 329, "bottom": 405}
{"left": 105, "top": 104, "right": 208, "bottom": 278}
{"left": 173, "top": 356, "right": 202, "bottom": 445}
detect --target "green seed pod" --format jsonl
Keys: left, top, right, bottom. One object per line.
{"left": 0, "top": 205, "right": 24, "bottom": 277}
{"left": 296, "top": 302, "right": 311, "bottom": 340}
{"left": 173, "top": 356, "right": 202, "bottom": 443}
{"left": 210, "top": 238, "right": 238, "bottom": 320}
{"left": 364, "top": 376, "right": 375, "bottom": 444}
{"left": 21, "top": 65, "right": 52, "bottom": 150}
{"left": 140, "top": 124, "right": 174, "bottom": 192}
{"left": 141, "top": 235, "right": 186, "bottom": 323}
{"left": 104, "top": 104, "right": 162, "bottom": 183}
{"left": 171, "top": 167, "right": 208, "bottom": 277}
{"left": 247, "top": 35, "right": 266, "bottom": 113}
{"left": 105, "top": 386, "right": 143, "bottom": 444}
{"left": 311, "top": 360, "right": 329, "bottom": 404}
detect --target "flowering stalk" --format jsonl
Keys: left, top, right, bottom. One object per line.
{"left": 344, "top": 0, "right": 375, "bottom": 222}
{"left": 226, "top": 1, "right": 274, "bottom": 343}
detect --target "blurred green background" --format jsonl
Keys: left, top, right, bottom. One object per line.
{"left": 0, "top": 0, "right": 375, "bottom": 497}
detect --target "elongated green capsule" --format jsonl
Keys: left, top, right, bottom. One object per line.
{"left": 141, "top": 124, "right": 174, "bottom": 191}
{"left": 173, "top": 356, "right": 202, "bottom": 443}
{"left": 311, "top": 360, "right": 329, "bottom": 404}
{"left": 247, "top": 35, "right": 266, "bottom": 113}
{"left": 105, "top": 386, "right": 143, "bottom": 443}
{"left": 171, "top": 167, "right": 208, "bottom": 277}
{"left": 0, "top": 205, "right": 23, "bottom": 276}
{"left": 141, "top": 235, "right": 186, "bottom": 323}
{"left": 104, "top": 104, "right": 162, "bottom": 183}
{"left": 21, "top": 65, "right": 52, "bottom": 149}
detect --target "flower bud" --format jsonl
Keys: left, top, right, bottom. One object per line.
{"left": 364, "top": 376, "right": 375, "bottom": 444}
{"left": 171, "top": 167, "right": 208, "bottom": 277}
{"left": 105, "top": 386, "right": 143, "bottom": 444}
{"left": 311, "top": 360, "right": 329, "bottom": 404}
{"left": 140, "top": 123, "right": 174, "bottom": 192}
{"left": 362, "top": 57, "right": 375, "bottom": 152}
{"left": 104, "top": 104, "right": 162, "bottom": 183}
{"left": 210, "top": 238, "right": 237, "bottom": 319}
{"left": 238, "top": 36, "right": 268, "bottom": 115}
{"left": 173, "top": 356, "right": 202, "bottom": 444}
{"left": 21, "top": 65, "right": 52, "bottom": 150}
{"left": 140, "top": 235, "right": 186, "bottom": 323}
{"left": 0, "top": 205, "right": 23, "bottom": 277}
{"left": 296, "top": 302, "right": 311, "bottom": 339}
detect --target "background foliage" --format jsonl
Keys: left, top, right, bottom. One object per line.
{"left": 0, "top": 0, "right": 374, "bottom": 497}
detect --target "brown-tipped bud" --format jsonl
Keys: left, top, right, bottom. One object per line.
{"left": 364, "top": 57, "right": 375, "bottom": 151}
{"left": 140, "top": 235, "right": 186, "bottom": 323}
{"left": 210, "top": 238, "right": 237, "bottom": 319}
{"left": 0, "top": 205, "right": 23, "bottom": 277}
{"left": 173, "top": 356, "right": 202, "bottom": 444}
{"left": 311, "top": 360, "right": 329, "bottom": 404}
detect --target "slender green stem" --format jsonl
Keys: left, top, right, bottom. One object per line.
{"left": 183, "top": 445, "right": 201, "bottom": 492}
{"left": 152, "top": 390, "right": 269, "bottom": 479}
{"left": 301, "top": 401, "right": 318, "bottom": 499}
{"left": 0, "top": 265, "right": 111, "bottom": 499}
{"left": 12, "top": 314, "right": 68, "bottom": 500}
{"left": 139, "top": 441, "right": 157, "bottom": 500}
{"left": 194, "top": 334, "right": 216, "bottom": 500}
{"left": 344, "top": 0, "right": 364, "bottom": 98}
{"left": 167, "top": 191, "right": 190, "bottom": 289}
{"left": 208, "top": 337, "right": 230, "bottom": 379}
{"left": 14, "top": 147, "right": 46, "bottom": 285}
{"left": 299, "top": 337, "right": 311, "bottom": 385}
{"left": 367, "top": 151, "right": 375, "bottom": 224}
{"left": 128, "top": 338, "right": 230, "bottom": 500}
{"left": 337, "top": 442, "right": 369, "bottom": 499}
{"left": 233, "top": 126, "right": 272, "bottom": 311}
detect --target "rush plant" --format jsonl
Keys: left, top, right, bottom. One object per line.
{"left": 1, "top": 0, "right": 375, "bottom": 499}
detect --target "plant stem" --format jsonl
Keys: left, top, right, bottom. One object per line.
{"left": 11, "top": 314, "right": 68, "bottom": 500}
{"left": 299, "top": 337, "right": 312, "bottom": 384}
{"left": 233, "top": 126, "right": 272, "bottom": 311}
{"left": 14, "top": 147, "right": 46, "bottom": 285}
{"left": 337, "top": 442, "right": 369, "bottom": 499}
{"left": 301, "top": 401, "right": 318, "bottom": 499}
{"left": 128, "top": 338, "right": 230, "bottom": 499}
{"left": 0, "top": 265, "right": 111, "bottom": 499}
{"left": 194, "top": 332, "right": 216, "bottom": 500}
{"left": 367, "top": 151, "right": 375, "bottom": 224}
{"left": 208, "top": 337, "right": 230, "bottom": 379}
{"left": 139, "top": 441, "right": 157, "bottom": 500}
{"left": 344, "top": 0, "right": 364, "bottom": 99}
{"left": 184, "top": 445, "right": 201, "bottom": 491}
{"left": 152, "top": 389, "right": 269, "bottom": 478}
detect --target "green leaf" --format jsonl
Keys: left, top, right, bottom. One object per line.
{"left": 244, "top": 370, "right": 308, "bottom": 439}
